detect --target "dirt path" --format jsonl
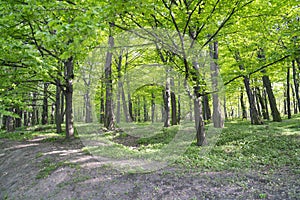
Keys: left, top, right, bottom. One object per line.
{"left": 0, "top": 138, "right": 299, "bottom": 200}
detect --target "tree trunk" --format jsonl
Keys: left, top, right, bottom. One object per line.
{"left": 61, "top": 91, "right": 65, "bottom": 123}
{"left": 240, "top": 90, "right": 247, "bottom": 120}
{"left": 84, "top": 90, "right": 92, "bottom": 123}
{"left": 235, "top": 52, "right": 262, "bottom": 124}
{"left": 164, "top": 72, "right": 171, "bottom": 127}
{"left": 223, "top": 96, "right": 228, "bottom": 120}
{"left": 42, "top": 83, "right": 49, "bottom": 125}
{"left": 99, "top": 81, "right": 105, "bottom": 123}
{"left": 209, "top": 41, "right": 224, "bottom": 128}
{"left": 291, "top": 84, "right": 297, "bottom": 114}
{"left": 64, "top": 57, "right": 74, "bottom": 138}
{"left": 202, "top": 95, "right": 211, "bottom": 121}
{"left": 104, "top": 31, "right": 115, "bottom": 130}
{"left": 31, "top": 92, "right": 37, "bottom": 126}
{"left": 286, "top": 66, "right": 291, "bottom": 119}
{"left": 51, "top": 103, "right": 55, "bottom": 124}
{"left": 194, "top": 88, "right": 206, "bottom": 146}
{"left": 243, "top": 76, "right": 263, "bottom": 124}
{"left": 15, "top": 108, "right": 22, "bottom": 128}
{"left": 258, "top": 49, "right": 282, "bottom": 122}
{"left": 261, "top": 72, "right": 282, "bottom": 122}
{"left": 23, "top": 111, "right": 28, "bottom": 127}
{"left": 55, "top": 79, "right": 62, "bottom": 133}
{"left": 292, "top": 60, "right": 300, "bottom": 112}
{"left": 256, "top": 87, "right": 269, "bottom": 120}
{"left": 151, "top": 92, "right": 155, "bottom": 123}
{"left": 253, "top": 88, "right": 262, "bottom": 118}
{"left": 143, "top": 96, "right": 148, "bottom": 122}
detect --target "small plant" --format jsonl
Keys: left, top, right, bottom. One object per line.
{"left": 258, "top": 193, "right": 267, "bottom": 199}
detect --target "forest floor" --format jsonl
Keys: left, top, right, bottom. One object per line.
{"left": 0, "top": 133, "right": 299, "bottom": 200}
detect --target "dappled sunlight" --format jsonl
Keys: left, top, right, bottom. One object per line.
{"left": 43, "top": 149, "right": 82, "bottom": 156}
{"left": 4, "top": 143, "right": 39, "bottom": 151}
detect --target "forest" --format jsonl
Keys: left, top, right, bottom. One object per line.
{"left": 0, "top": 0, "right": 299, "bottom": 199}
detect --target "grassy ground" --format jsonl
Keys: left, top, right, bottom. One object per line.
{"left": 1, "top": 116, "right": 299, "bottom": 172}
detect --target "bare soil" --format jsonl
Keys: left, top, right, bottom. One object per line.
{"left": 0, "top": 138, "right": 299, "bottom": 200}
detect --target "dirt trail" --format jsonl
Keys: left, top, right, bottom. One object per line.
{"left": 0, "top": 138, "right": 299, "bottom": 200}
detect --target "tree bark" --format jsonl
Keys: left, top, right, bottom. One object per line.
{"left": 151, "top": 92, "right": 155, "bottom": 123}
{"left": 104, "top": 31, "right": 115, "bottom": 130}
{"left": 202, "top": 95, "right": 211, "bottom": 121}
{"left": 286, "top": 66, "right": 291, "bottom": 119}
{"left": 84, "top": 91, "right": 92, "bottom": 123}
{"left": 292, "top": 60, "right": 300, "bottom": 112}
{"left": 240, "top": 90, "right": 247, "bottom": 120}
{"left": 235, "top": 52, "right": 262, "bottom": 124}
{"left": 15, "top": 108, "right": 22, "bottom": 128}
{"left": 194, "top": 88, "right": 206, "bottom": 146}
{"left": 209, "top": 41, "right": 224, "bottom": 128}
{"left": 55, "top": 80, "right": 62, "bottom": 133}
{"left": 257, "top": 49, "right": 282, "bottom": 122}
{"left": 256, "top": 87, "right": 269, "bottom": 120}
{"left": 64, "top": 57, "right": 74, "bottom": 138}
{"left": 31, "top": 92, "right": 37, "bottom": 126}
{"left": 164, "top": 71, "right": 171, "bottom": 127}
{"left": 170, "top": 78, "right": 177, "bottom": 125}
{"left": 42, "top": 83, "right": 49, "bottom": 125}
{"left": 51, "top": 103, "right": 55, "bottom": 124}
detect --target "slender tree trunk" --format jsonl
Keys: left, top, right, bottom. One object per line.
{"left": 284, "top": 84, "right": 287, "bottom": 115}
{"left": 177, "top": 79, "right": 181, "bottom": 124}
{"left": 84, "top": 90, "right": 92, "bottom": 123}
{"left": 104, "top": 29, "right": 115, "bottom": 130}
{"left": 5, "top": 110, "right": 14, "bottom": 132}
{"left": 116, "top": 50, "right": 123, "bottom": 124}
{"left": 263, "top": 89, "right": 269, "bottom": 119}
{"left": 42, "top": 83, "right": 49, "bottom": 125}
{"left": 253, "top": 88, "right": 262, "bottom": 118}
{"left": 258, "top": 49, "right": 282, "bottom": 122}
{"left": 194, "top": 88, "right": 206, "bottom": 146}
{"left": 209, "top": 41, "right": 224, "bottom": 128}
{"left": 223, "top": 96, "right": 228, "bottom": 120}
{"left": 235, "top": 52, "right": 262, "bottom": 124}
{"left": 15, "top": 108, "right": 22, "bottom": 128}
{"left": 291, "top": 84, "right": 297, "bottom": 114}
{"left": 51, "top": 103, "right": 55, "bottom": 124}
{"left": 64, "top": 57, "right": 74, "bottom": 138}
{"left": 99, "top": 81, "right": 105, "bottom": 124}
{"left": 170, "top": 78, "right": 177, "bottom": 125}
{"left": 261, "top": 72, "right": 282, "bottom": 122}
{"left": 256, "top": 87, "right": 269, "bottom": 120}
{"left": 164, "top": 71, "right": 171, "bottom": 127}
{"left": 61, "top": 91, "right": 65, "bottom": 123}
{"left": 202, "top": 95, "right": 211, "bottom": 121}
{"left": 292, "top": 60, "right": 300, "bottom": 112}
{"left": 243, "top": 76, "right": 263, "bottom": 124}
{"left": 143, "top": 96, "right": 148, "bottom": 122}
{"left": 240, "top": 90, "right": 247, "bottom": 120}
{"left": 287, "top": 66, "right": 291, "bottom": 119}
{"left": 23, "top": 111, "right": 28, "bottom": 126}
{"left": 31, "top": 92, "right": 37, "bottom": 126}
{"left": 151, "top": 92, "right": 155, "bottom": 123}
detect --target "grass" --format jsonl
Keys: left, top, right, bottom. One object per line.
{"left": 36, "top": 158, "right": 79, "bottom": 179}
{"left": 80, "top": 117, "right": 299, "bottom": 172}
{"left": 176, "top": 117, "right": 300, "bottom": 171}
{"left": 0, "top": 124, "right": 64, "bottom": 141}
{"left": 1, "top": 116, "right": 299, "bottom": 172}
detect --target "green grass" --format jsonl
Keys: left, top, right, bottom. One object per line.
{"left": 36, "top": 158, "right": 79, "bottom": 179}
{"left": 81, "top": 117, "right": 299, "bottom": 171}
{"left": 0, "top": 124, "right": 64, "bottom": 141}
{"left": 176, "top": 117, "right": 300, "bottom": 171}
